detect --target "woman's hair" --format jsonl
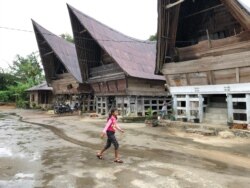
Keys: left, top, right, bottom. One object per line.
{"left": 108, "top": 108, "right": 117, "bottom": 120}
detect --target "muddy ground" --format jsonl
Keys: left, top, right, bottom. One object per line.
{"left": 0, "top": 108, "right": 250, "bottom": 188}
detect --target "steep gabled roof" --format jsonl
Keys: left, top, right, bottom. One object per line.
{"left": 32, "top": 20, "right": 83, "bottom": 83}
{"left": 67, "top": 5, "right": 165, "bottom": 81}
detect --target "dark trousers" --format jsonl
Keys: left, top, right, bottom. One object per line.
{"left": 104, "top": 131, "right": 119, "bottom": 150}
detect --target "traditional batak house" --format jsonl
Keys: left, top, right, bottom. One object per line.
{"left": 156, "top": 0, "right": 250, "bottom": 125}
{"left": 26, "top": 81, "right": 53, "bottom": 109}
{"left": 32, "top": 20, "right": 95, "bottom": 112}
{"left": 67, "top": 5, "right": 168, "bottom": 116}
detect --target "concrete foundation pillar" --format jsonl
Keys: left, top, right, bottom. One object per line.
{"left": 173, "top": 95, "right": 177, "bottom": 119}
{"left": 198, "top": 94, "right": 204, "bottom": 123}
{"left": 186, "top": 95, "right": 190, "bottom": 120}
{"left": 226, "top": 94, "right": 233, "bottom": 122}
{"left": 246, "top": 94, "right": 250, "bottom": 124}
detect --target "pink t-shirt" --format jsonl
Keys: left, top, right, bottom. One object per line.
{"left": 102, "top": 116, "right": 120, "bottom": 133}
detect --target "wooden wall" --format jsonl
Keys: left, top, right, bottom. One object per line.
{"left": 91, "top": 79, "right": 127, "bottom": 96}
{"left": 28, "top": 91, "right": 53, "bottom": 108}
{"left": 163, "top": 50, "right": 250, "bottom": 87}
{"left": 51, "top": 73, "right": 91, "bottom": 94}
{"left": 177, "top": 31, "right": 250, "bottom": 61}
{"left": 126, "top": 78, "right": 167, "bottom": 96}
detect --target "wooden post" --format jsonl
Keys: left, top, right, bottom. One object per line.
{"left": 246, "top": 94, "right": 250, "bottom": 124}
{"left": 236, "top": 68, "right": 240, "bottom": 83}
{"left": 198, "top": 94, "right": 204, "bottom": 122}
{"left": 206, "top": 29, "right": 212, "bottom": 48}
{"left": 87, "top": 95, "right": 90, "bottom": 112}
{"left": 185, "top": 74, "right": 190, "bottom": 86}
{"left": 122, "top": 96, "right": 125, "bottom": 116}
{"left": 95, "top": 97, "right": 99, "bottom": 114}
{"left": 226, "top": 94, "right": 233, "bottom": 123}
{"left": 101, "top": 97, "right": 103, "bottom": 114}
{"left": 82, "top": 96, "right": 86, "bottom": 113}
{"left": 105, "top": 97, "right": 108, "bottom": 115}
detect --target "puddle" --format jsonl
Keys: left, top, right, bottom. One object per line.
{"left": 14, "top": 173, "right": 34, "bottom": 179}
{"left": 0, "top": 148, "right": 12, "bottom": 157}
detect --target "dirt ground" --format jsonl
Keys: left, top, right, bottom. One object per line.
{"left": 0, "top": 108, "right": 250, "bottom": 188}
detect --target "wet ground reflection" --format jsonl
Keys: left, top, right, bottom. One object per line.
{"left": 0, "top": 112, "right": 250, "bottom": 188}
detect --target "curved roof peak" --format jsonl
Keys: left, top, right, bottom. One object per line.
{"left": 32, "top": 20, "right": 83, "bottom": 83}
{"left": 67, "top": 4, "right": 155, "bottom": 44}
{"left": 68, "top": 4, "right": 164, "bottom": 81}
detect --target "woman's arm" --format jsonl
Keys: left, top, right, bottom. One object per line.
{"left": 115, "top": 123, "right": 124, "bottom": 133}
{"left": 102, "top": 119, "right": 112, "bottom": 133}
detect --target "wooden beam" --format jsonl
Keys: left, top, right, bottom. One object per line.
{"left": 236, "top": 67, "right": 240, "bottom": 83}
{"left": 162, "top": 51, "right": 250, "bottom": 75}
{"left": 79, "top": 29, "right": 87, "bottom": 34}
{"left": 206, "top": 29, "right": 211, "bottom": 48}
{"left": 220, "top": 0, "right": 250, "bottom": 30}
{"left": 166, "top": 0, "right": 184, "bottom": 10}
{"left": 207, "top": 71, "right": 214, "bottom": 85}
{"left": 185, "top": 4, "right": 223, "bottom": 19}
{"left": 42, "top": 51, "right": 53, "bottom": 57}
{"left": 185, "top": 73, "right": 190, "bottom": 85}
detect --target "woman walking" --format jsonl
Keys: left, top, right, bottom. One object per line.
{"left": 97, "top": 108, "right": 124, "bottom": 163}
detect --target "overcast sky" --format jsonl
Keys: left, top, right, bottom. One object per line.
{"left": 0, "top": 0, "right": 157, "bottom": 69}
{"left": 0, "top": 0, "right": 250, "bottom": 70}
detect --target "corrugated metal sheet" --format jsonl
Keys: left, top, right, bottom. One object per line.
{"left": 32, "top": 20, "right": 83, "bottom": 83}
{"left": 26, "top": 81, "right": 53, "bottom": 91}
{"left": 68, "top": 5, "right": 165, "bottom": 81}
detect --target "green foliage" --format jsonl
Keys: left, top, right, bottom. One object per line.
{"left": 7, "top": 82, "right": 30, "bottom": 108}
{"left": 0, "top": 91, "right": 12, "bottom": 102}
{"left": 0, "top": 70, "right": 17, "bottom": 90}
{"left": 10, "top": 52, "right": 44, "bottom": 85}
{"left": 148, "top": 33, "right": 157, "bottom": 41}
{"left": 0, "top": 52, "right": 45, "bottom": 107}
{"left": 145, "top": 108, "right": 153, "bottom": 120}
{"left": 60, "top": 33, "right": 74, "bottom": 43}
{"left": 145, "top": 108, "right": 158, "bottom": 120}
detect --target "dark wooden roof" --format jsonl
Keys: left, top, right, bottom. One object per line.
{"left": 26, "top": 81, "right": 53, "bottom": 91}
{"left": 67, "top": 5, "right": 165, "bottom": 81}
{"left": 32, "top": 20, "right": 83, "bottom": 83}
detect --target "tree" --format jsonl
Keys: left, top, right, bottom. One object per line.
{"left": 4, "top": 52, "right": 45, "bottom": 107}
{"left": 0, "top": 70, "right": 17, "bottom": 90}
{"left": 148, "top": 33, "right": 157, "bottom": 41}
{"left": 60, "top": 33, "right": 74, "bottom": 43}
{"left": 10, "top": 52, "right": 44, "bottom": 85}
